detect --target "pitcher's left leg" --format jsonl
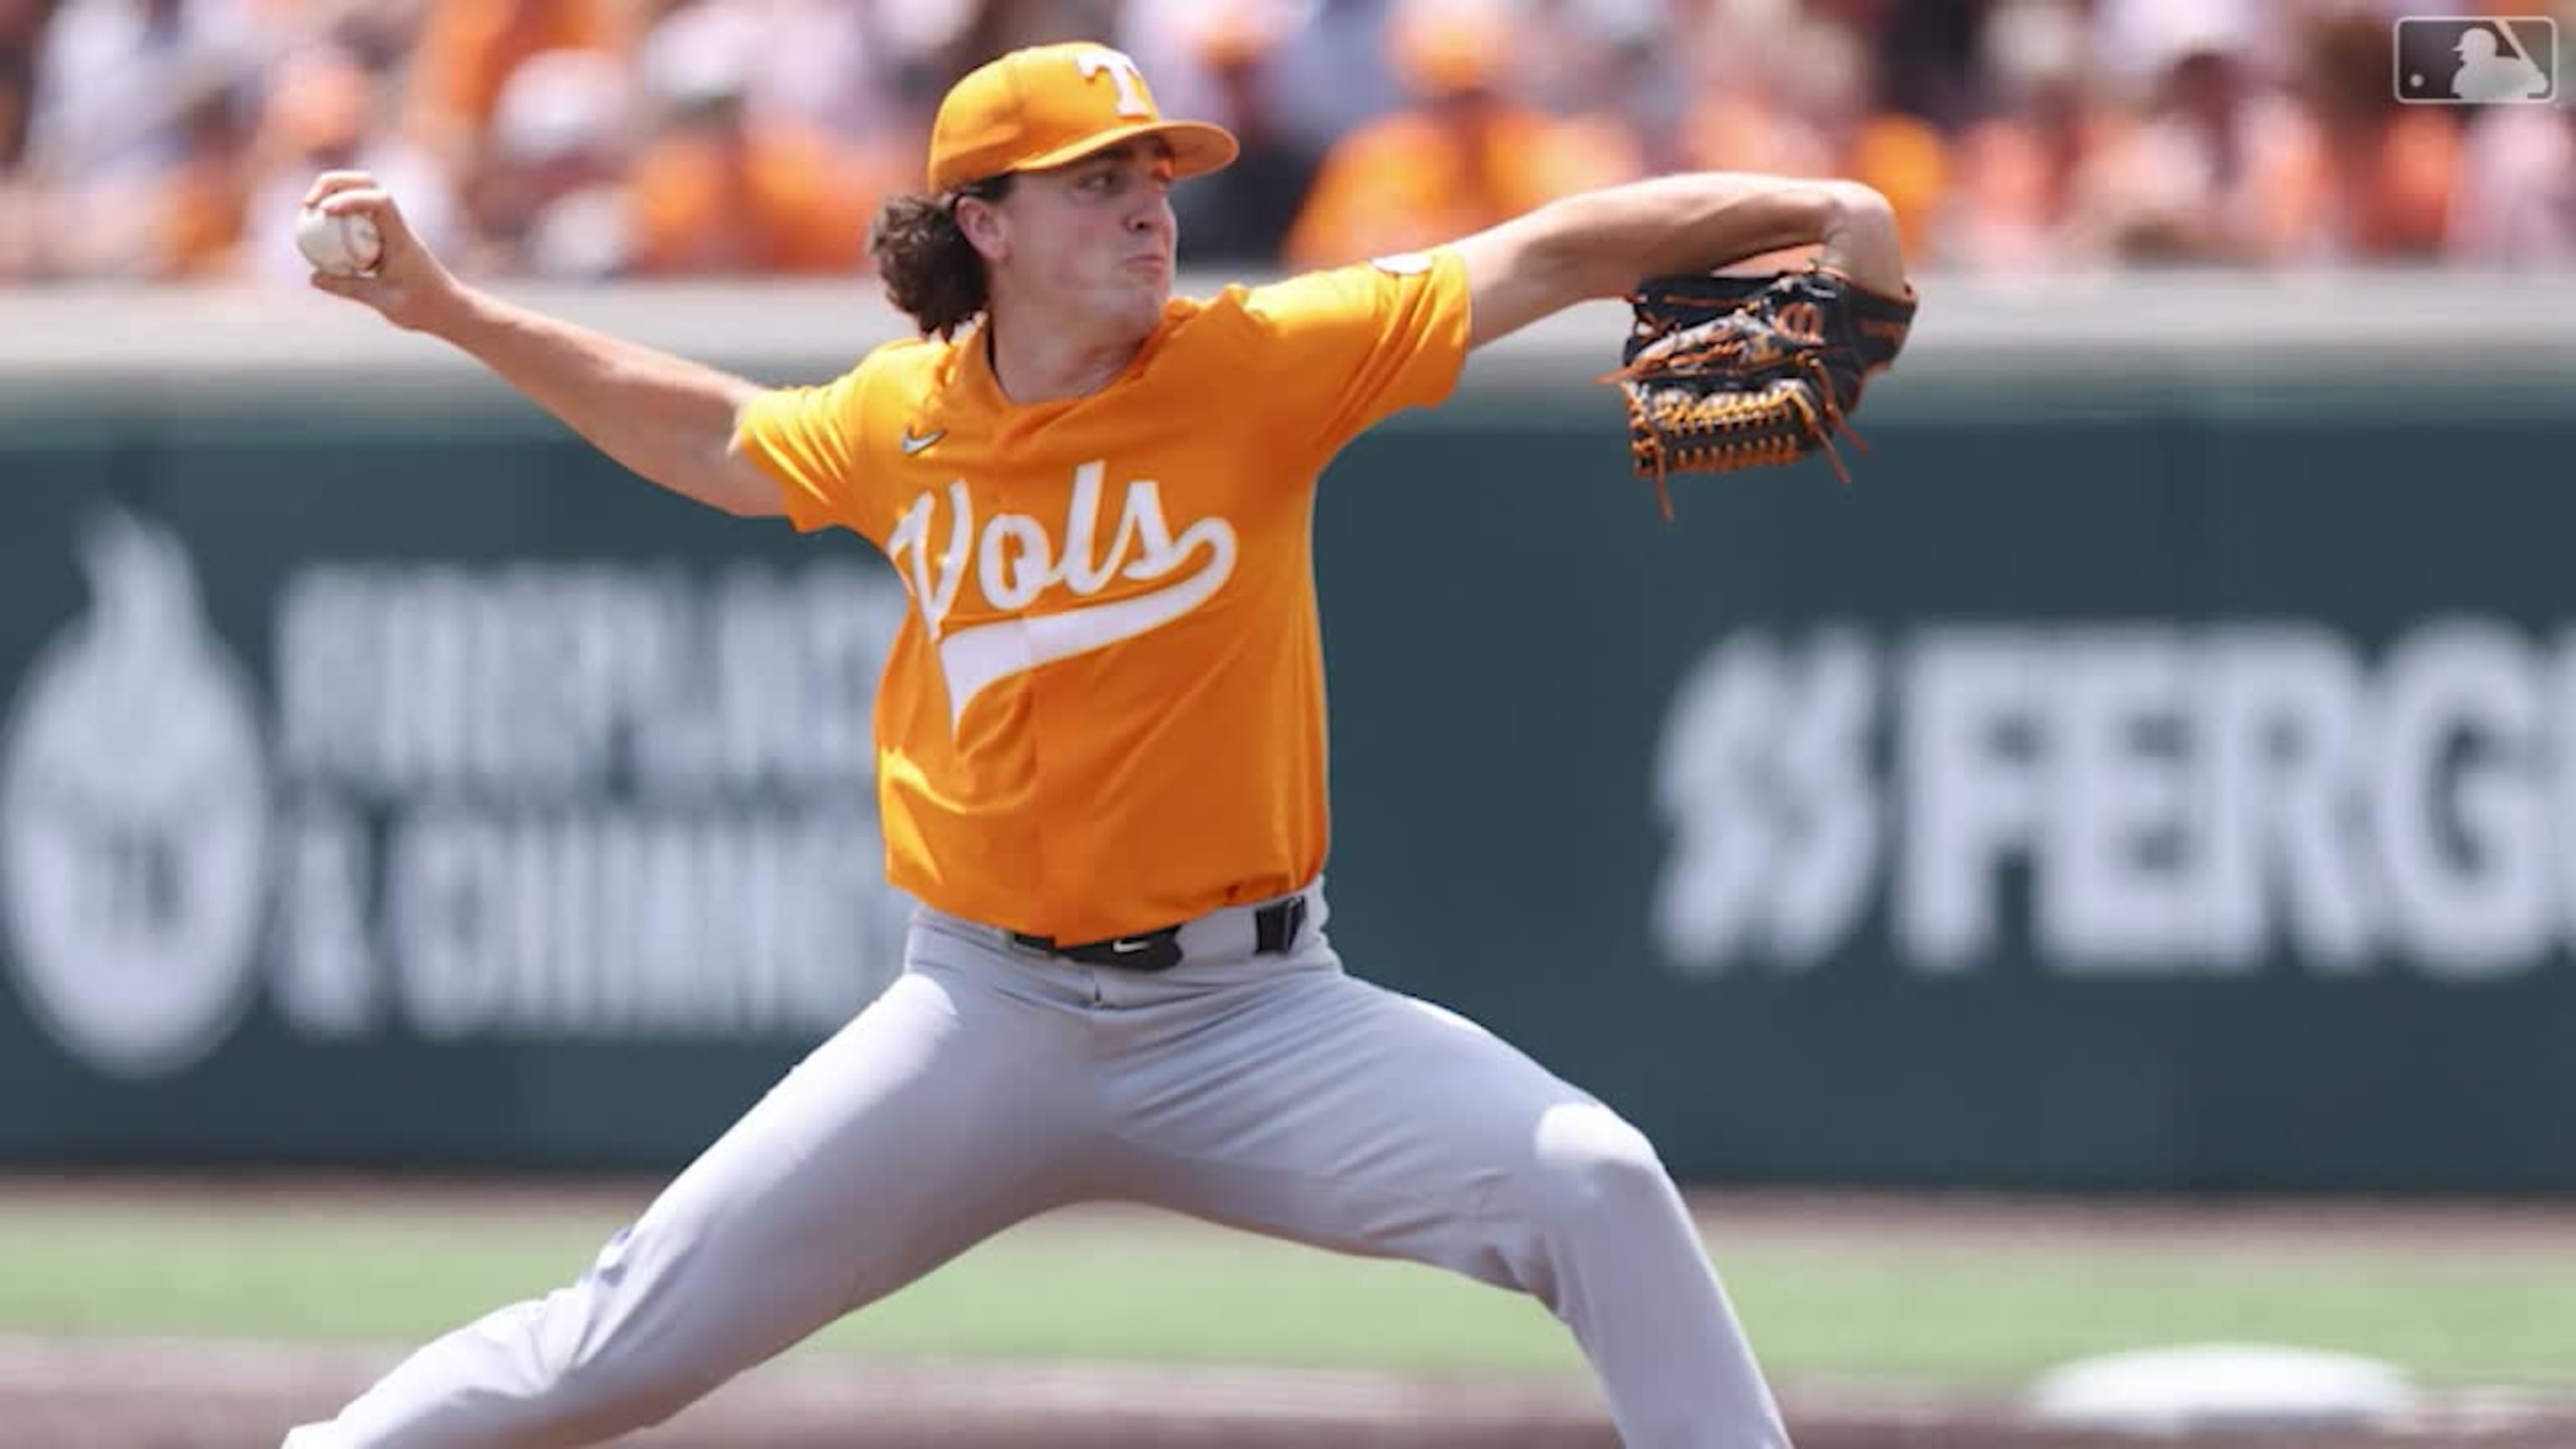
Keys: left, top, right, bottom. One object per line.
{"left": 1102, "top": 953, "right": 1788, "bottom": 1449}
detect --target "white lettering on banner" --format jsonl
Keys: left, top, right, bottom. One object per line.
{"left": 268, "top": 556, "right": 914, "bottom": 1037}
{"left": 0, "top": 508, "right": 920, "bottom": 1076}
{"left": 2202, "top": 629, "right": 2371, "bottom": 972}
{"left": 388, "top": 812, "right": 881, "bottom": 1039}
{"left": 1653, "top": 621, "right": 2576, "bottom": 981}
{"left": 278, "top": 563, "right": 898, "bottom": 799}
{"left": 1898, "top": 630, "right": 2041, "bottom": 974}
{"left": 886, "top": 464, "right": 1239, "bottom": 726}
{"left": 2556, "top": 625, "right": 2576, "bottom": 948}
{"left": 2371, "top": 620, "right": 2552, "bottom": 979}
{"left": 1652, "top": 630, "right": 1877, "bottom": 974}
{"left": 2044, "top": 630, "right": 2209, "bottom": 972}
{"left": 276, "top": 802, "right": 379, "bottom": 1035}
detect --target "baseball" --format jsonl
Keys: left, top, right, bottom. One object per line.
{"left": 295, "top": 205, "right": 382, "bottom": 277}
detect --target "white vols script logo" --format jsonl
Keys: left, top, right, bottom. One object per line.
{"left": 886, "top": 461, "right": 1238, "bottom": 726}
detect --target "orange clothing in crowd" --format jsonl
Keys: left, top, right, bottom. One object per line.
{"left": 1944, "top": 101, "right": 2130, "bottom": 270}
{"left": 1284, "top": 104, "right": 1636, "bottom": 269}
{"left": 626, "top": 127, "right": 882, "bottom": 275}
{"left": 1684, "top": 93, "right": 1835, "bottom": 183}
{"left": 1685, "top": 97, "right": 1953, "bottom": 260}
{"left": 413, "top": 0, "right": 621, "bottom": 138}
{"left": 159, "top": 164, "right": 247, "bottom": 277}
{"left": 735, "top": 252, "right": 1473, "bottom": 943}
{"left": 2302, "top": 108, "right": 2461, "bottom": 260}
{"left": 1842, "top": 114, "right": 1950, "bottom": 258}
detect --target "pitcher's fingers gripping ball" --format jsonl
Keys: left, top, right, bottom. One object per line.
{"left": 1605, "top": 266, "right": 1919, "bottom": 519}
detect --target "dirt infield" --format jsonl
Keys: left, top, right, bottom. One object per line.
{"left": 7, "top": 1336, "right": 2575, "bottom": 1449}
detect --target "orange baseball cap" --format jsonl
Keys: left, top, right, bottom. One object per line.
{"left": 927, "top": 43, "right": 1239, "bottom": 193}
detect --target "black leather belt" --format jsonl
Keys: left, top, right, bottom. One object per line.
{"left": 1010, "top": 896, "right": 1308, "bottom": 973}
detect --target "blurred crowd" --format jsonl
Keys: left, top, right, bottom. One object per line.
{"left": 0, "top": 0, "right": 2570, "bottom": 286}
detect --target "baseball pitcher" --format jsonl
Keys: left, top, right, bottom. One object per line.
{"left": 281, "top": 40, "right": 1914, "bottom": 1449}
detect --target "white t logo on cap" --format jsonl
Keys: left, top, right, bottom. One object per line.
{"left": 1075, "top": 49, "right": 1152, "bottom": 117}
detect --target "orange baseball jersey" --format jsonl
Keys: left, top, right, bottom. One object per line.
{"left": 737, "top": 252, "right": 1472, "bottom": 943}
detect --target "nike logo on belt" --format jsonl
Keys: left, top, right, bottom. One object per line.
{"left": 901, "top": 428, "right": 945, "bottom": 455}
{"left": 1109, "top": 938, "right": 1153, "bottom": 954}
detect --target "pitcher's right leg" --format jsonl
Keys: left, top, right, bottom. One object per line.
{"left": 279, "top": 942, "right": 1095, "bottom": 1449}
{"left": 1099, "top": 948, "right": 1788, "bottom": 1449}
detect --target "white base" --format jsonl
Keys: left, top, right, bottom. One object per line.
{"left": 2026, "top": 1343, "right": 2418, "bottom": 1436}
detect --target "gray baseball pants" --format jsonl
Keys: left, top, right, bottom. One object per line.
{"left": 280, "top": 883, "right": 1789, "bottom": 1447}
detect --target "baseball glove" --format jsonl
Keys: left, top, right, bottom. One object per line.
{"left": 1606, "top": 266, "right": 1918, "bottom": 520}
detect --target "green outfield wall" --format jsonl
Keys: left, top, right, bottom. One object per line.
{"left": 2, "top": 275, "right": 2573, "bottom": 1191}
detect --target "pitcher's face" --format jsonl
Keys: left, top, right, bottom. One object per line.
{"left": 979, "top": 140, "right": 1178, "bottom": 340}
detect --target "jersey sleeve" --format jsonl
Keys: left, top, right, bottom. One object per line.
{"left": 1238, "top": 247, "right": 1472, "bottom": 460}
{"left": 733, "top": 359, "right": 878, "bottom": 540}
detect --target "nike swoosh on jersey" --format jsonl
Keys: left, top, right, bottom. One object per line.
{"left": 934, "top": 524, "right": 1238, "bottom": 727}
{"left": 901, "top": 428, "right": 946, "bottom": 455}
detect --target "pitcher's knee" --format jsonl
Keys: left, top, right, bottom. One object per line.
{"left": 441, "top": 1291, "right": 712, "bottom": 1446}
{"left": 1523, "top": 1101, "right": 1684, "bottom": 1228}
{"left": 540, "top": 1350, "right": 708, "bottom": 1441}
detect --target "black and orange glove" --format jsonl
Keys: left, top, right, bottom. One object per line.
{"left": 1605, "top": 266, "right": 1918, "bottom": 519}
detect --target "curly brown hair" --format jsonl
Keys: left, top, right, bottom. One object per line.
{"left": 870, "top": 174, "right": 1015, "bottom": 339}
